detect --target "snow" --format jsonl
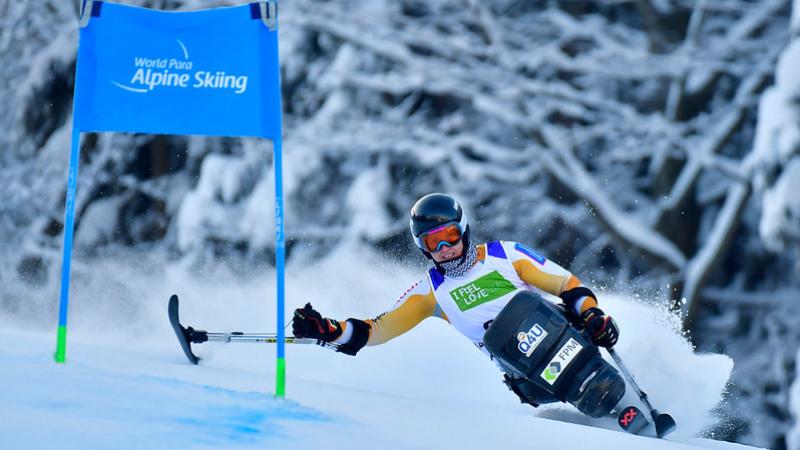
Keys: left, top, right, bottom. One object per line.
{"left": 776, "top": 39, "right": 800, "bottom": 92}
{"left": 790, "top": 349, "right": 800, "bottom": 450}
{"left": 1, "top": 0, "right": 796, "bottom": 447}
{"left": 75, "top": 195, "right": 126, "bottom": 248}
{"left": 747, "top": 33, "right": 800, "bottom": 251}
{"left": 794, "top": 0, "right": 800, "bottom": 35}
{"left": 176, "top": 148, "right": 275, "bottom": 253}
{"left": 761, "top": 159, "right": 800, "bottom": 250}
{"left": 0, "top": 248, "right": 751, "bottom": 449}
{"left": 345, "top": 162, "right": 392, "bottom": 242}
{"left": 748, "top": 40, "right": 800, "bottom": 173}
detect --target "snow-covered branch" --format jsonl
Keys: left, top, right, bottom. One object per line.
{"left": 538, "top": 129, "right": 686, "bottom": 270}
{"left": 0, "top": 2, "right": 796, "bottom": 445}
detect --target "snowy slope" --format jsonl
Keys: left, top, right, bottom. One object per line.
{"left": 0, "top": 248, "right": 758, "bottom": 450}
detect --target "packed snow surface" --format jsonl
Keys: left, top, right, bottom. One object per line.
{"left": 0, "top": 247, "right": 759, "bottom": 449}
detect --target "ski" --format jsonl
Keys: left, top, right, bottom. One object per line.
{"left": 608, "top": 348, "right": 677, "bottom": 438}
{"left": 652, "top": 411, "right": 678, "bottom": 438}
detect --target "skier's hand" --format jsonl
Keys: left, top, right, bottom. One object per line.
{"left": 292, "top": 303, "right": 343, "bottom": 342}
{"left": 580, "top": 307, "right": 619, "bottom": 348}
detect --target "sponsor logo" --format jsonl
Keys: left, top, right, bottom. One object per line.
{"left": 619, "top": 407, "right": 638, "bottom": 428}
{"left": 395, "top": 281, "right": 421, "bottom": 305}
{"left": 449, "top": 271, "right": 516, "bottom": 312}
{"left": 542, "top": 362, "right": 562, "bottom": 382}
{"left": 112, "top": 39, "right": 249, "bottom": 95}
{"left": 516, "top": 323, "right": 548, "bottom": 357}
{"left": 514, "top": 243, "right": 546, "bottom": 265}
{"left": 540, "top": 338, "right": 583, "bottom": 385}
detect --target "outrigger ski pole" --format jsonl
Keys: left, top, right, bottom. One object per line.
{"left": 607, "top": 348, "right": 677, "bottom": 438}
{"left": 168, "top": 294, "right": 339, "bottom": 365}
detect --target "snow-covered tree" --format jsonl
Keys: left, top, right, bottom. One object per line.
{"left": 1, "top": 0, "right": 798, "bottom": 447}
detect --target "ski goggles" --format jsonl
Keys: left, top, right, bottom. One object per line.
{"left": 414, "top": 222, "right": 464, "bottom": 253}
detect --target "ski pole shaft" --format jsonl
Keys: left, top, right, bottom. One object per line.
{"left": 607, "top": 348, "right": 655, "bottom": 411}
{"left": 607, "top": 347, "right": 677, "bottom": 438}
{"left": 197, "top": 330, "right": 340, "bottom": 350}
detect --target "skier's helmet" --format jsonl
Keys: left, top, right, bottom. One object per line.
{"left": 409, "top": 193, "right": 469, "bottom": 254}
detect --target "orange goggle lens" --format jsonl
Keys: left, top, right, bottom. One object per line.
{"left": 420, "top": 223, "right": 463, "bottom": 253}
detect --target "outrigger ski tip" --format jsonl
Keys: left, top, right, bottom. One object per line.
{"left": 652, "top": 408, "right": 677, "bottom": 438}
{"left": 168, "top": 294, "right": 202, "bottom": 365}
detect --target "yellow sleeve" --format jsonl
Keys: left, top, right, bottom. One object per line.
{"left": 363, "top": 280, "right": 446, "bottom": 346}
{"left": 505, "top": 241, "right": 597, "bottom": 313}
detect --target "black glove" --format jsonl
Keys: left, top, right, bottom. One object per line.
{"left": 580, "top": 307, "right": 619, "bottom": 348}
{"left": 292, "top": 303, "right": 343, "bottom": 342}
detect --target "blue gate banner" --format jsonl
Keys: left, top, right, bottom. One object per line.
{"left": 60, "top": 1, "right": 288, "bottom": 399}
{"left": 74, "top": 1, "right": 281, "bottom": 139}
